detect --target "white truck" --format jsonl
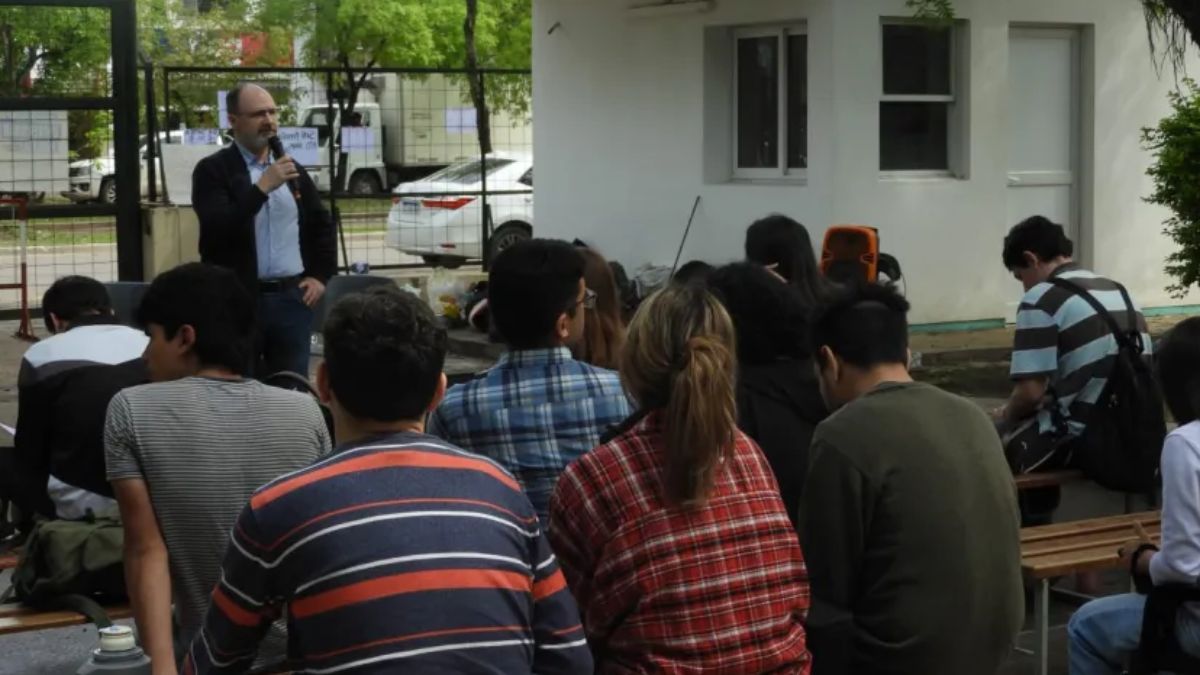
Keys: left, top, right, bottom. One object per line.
{"left": 299, "top": 73, "right": 532, "bottom": 194}
{"left": 0, "top": 110, "right": 69, "bottom": 202}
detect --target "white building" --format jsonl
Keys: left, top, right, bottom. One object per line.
{"left": 532, "top": 0, "right": 1200, "bottom": 325}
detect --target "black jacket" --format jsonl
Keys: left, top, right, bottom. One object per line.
{"left": 192, "top": 144, "right": 337, "bottom": 291}
{"left": 737, "top": 358, "right": 828, "bottom": 524}
{"left": 13, "top": 358, "right": 149, "bottom": 517}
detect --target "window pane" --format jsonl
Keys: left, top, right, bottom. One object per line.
{"left": 883, "top": 24, "right": 951, "bottom": 96}
{"left": 737, "top": 36, "right": 779, "bottom": 169}
{"left": 880, "top": 102, "right": 949, "bottom": 170}
{"left": 787, "top": 34, "right": 807, "bottom": 169}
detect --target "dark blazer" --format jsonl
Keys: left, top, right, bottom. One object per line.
{"left": 192, "top": 144, "right": 337, "bottom": 291}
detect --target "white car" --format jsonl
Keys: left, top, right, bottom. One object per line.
{"left": 65, "top": 131, "right": 223, "bottom": 203}
{"left": 385, "top": 152, "right": 533, "bottom": 267}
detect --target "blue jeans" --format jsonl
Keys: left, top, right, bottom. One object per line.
{"left": 1068, "top": 593, "right": 1200, "bottom": 674}
{"left": 257, "top": 286, "right": 313, "bottom": 377}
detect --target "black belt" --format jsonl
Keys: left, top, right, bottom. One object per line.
{"left": 258, "top": 275, "right": 302, "bottom": 293}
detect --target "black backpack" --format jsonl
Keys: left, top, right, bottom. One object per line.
{"left": 1050, "top": 278, "right": 1166, "bottom": 494}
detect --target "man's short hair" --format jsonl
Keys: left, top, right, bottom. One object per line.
{"left": 226, "top": 83, "right": 248, "bottom": 115}
{"left": 488, "top": 239, "right": 586, "bottom": 350}
{"left": 323, "top": 285, "right": 447, "bottom": 421}
{"left": 708, "top": 262, "right": 810, "bottom": 364}
{"left": 136, "top": 263, "right": 256, "bottom": 374}
{"left": 1003, "top": 216, "right": 1075, "bottom": 270}
{"left": 1157, "top": 317, "right": 1200, "bottom": 425}
{"left": 809, "top": 282, "right": 910, "bottom": 369}
{"left": 42, "top": 276, "right": 111, "bottom": 333}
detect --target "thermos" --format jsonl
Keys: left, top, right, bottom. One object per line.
{"left": 76, "top": 625, "right": 151, "bottom": 674}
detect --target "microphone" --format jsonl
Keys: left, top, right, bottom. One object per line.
{"left": 266, "top": 135, "right": 301, "bottom": 200}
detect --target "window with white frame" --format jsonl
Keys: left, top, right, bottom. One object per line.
{"left": 880, "top": 22, "right": 959, "bottom": 173}
{"left": 734, "top": 25, "right": 806, "bottom": 179}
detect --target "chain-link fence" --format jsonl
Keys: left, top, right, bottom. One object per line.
{"left": 160, "top": 66, "right": 533, "bottom": 274}
{"left": 0, "top": 0, "right": 139, "bottom": 316}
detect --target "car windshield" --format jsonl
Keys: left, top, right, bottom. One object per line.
{"left": 427, "top": 158, "right": 515, "bottom": 185}
{"left": 303, "top": 109, "right": 333, "bottom": 145}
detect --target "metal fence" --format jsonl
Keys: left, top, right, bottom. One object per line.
{"left": 158, "top": 65, "right": 533, "bottom": 274}
{"left": 0, "top": 0, "right": 140, "bottom": 316}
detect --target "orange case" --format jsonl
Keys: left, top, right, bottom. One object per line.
{"left": 821, "top": 225, "right": 879, "bottom": 283}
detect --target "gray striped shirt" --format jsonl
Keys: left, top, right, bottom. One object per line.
{"left": 104, "top": 376, "right": 331, "bottom": 656}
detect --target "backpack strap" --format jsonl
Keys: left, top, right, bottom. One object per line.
{"left": 48, "top": 593, "right": 114, "bottom": 629}
{"left": 1048, "top": 277, "right": 1144, "bottom": 355}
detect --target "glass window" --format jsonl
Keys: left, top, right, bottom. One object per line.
{"left": 880, "top": 23, "right": 957, "bottom": 172}
{"left": 429, "top": 158, "right": 515, "bottom": 185}
{"left": 734, "top": 26, "right": 807, "bottom": 178}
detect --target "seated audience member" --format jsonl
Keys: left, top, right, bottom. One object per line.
{"left": 8, "top": 276, "right": 147, "bottom": 520}
{"left": 185, "top": 286, "right": 591, "bottom": 674}
{"left": 996, "top": 216, "right": 1151, "bottom": 526}
{"left": 429, "top": 239, "right": 631, "bottom": 522}
{"left": 672, "top": 259, "right": 714, "bottom": 286}
{"left": 708, "top": 262, "right": 827, "bottom": 522}
{"left": 1067, "top": 317, "right": 1200, "bottom": 673}
{"left": 105, "top": 263, "right": 331, "bottom": 671}
{"left": 549, "top": 283, "right": 811, "bottom": 673}
{"left": 577, "top": 246, "right": 625, "bottom": 370}
{"left": 799, "top": 283, "right": 1022, "bottom": 675}
{"left": 745, "top": 214, "right": 827, "bottom": 304}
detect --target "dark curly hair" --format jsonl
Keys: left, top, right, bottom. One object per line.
{"left": 323, "top": 285, "right": 447, "bottom": 421}
{"left": 707, "top": 263, "right": 811, "bottom": 365}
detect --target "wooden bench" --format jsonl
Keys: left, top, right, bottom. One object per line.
{"left": 1019, "top": 511, "right": 1161, "bottom": 675}
{"left": 0, "top": 602, "right": 132, "bottom": 636}
{"left": 1014, "top": 469, "right": 1085, "bottom": 492}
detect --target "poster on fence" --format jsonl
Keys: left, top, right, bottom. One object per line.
{"left": 341, "top": 127, "right": 374, "bottom": 151}
{"left": 161, "top": 144, "right": 221, "bottom": 206}
{"left": 217, "top": 90, "right": 230, "bottom": 130}
{"left": 276, "top": 127, "right": 320, "bottom": 165}
{"left": 445, "top": 107, "right": 477, "bottom": 134}
{"left": 183, "top": 129, "right": 221, "bottom": 146}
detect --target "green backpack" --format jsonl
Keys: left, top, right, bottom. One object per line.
{"left": 4, "top": 513, "right": 126, "bottom": 626}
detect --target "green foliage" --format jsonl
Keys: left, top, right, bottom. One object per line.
{"left": 0, "top": 6, "right": 110, "bottom": 96}
{"left": 254, "top": 0, "right": 531, "bottom": 115}
{"left": 906, "top": 0, "right": 955, "bottom": 25}
{"left": 1142, "top": 79, "right": 1200, "bottom": 296}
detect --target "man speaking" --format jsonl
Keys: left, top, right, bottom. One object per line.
{"left": 192, "top": 82, "right": 336, "bottom": 377}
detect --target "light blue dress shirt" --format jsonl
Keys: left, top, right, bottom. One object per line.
{"left": 237, "top": 142, "right": 303, "bottom": 280}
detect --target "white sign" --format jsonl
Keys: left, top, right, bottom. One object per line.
{"left": 276, "top": 127, "right": 320, "bottom": 166}
{"left": 161, "top": 144, "right": 220, "bottom": 206}
{"left": 183, "top": 128, "right": 220, "bottom": 146}
{"left": 217, "top": 90, "right": 230, "bottom": 130}
{"left": 445, "top": 107, "right": 477, "bottom": 134}
{"left": 341, "top": 126, "right": 374, "bottom": 151}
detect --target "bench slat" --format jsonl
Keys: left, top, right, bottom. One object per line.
{"left": 1023, "top": 525, "right": 1161, "bottom": 558}
{"left": 0, "top": 603, "right": 132, "bottom": 635}
{"left": 1020, "top": 511, "right": 1162, "bottom": 580}
{"left": 1020, "top": 512, "right": 1160, "bottom": 543}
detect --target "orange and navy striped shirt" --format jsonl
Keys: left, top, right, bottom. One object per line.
{"left": 183, "top": 432, "right": 592, "bottom": 674}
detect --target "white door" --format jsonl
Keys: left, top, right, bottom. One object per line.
{"left": 1007, "top": 28, "right": 1080, "bottom": 243}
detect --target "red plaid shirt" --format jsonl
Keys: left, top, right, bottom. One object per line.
{"left": 549, "top": 412, "right": 812, "bottom": 674}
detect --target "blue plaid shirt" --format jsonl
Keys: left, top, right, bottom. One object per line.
{"left": 428, "top": 347, "right": 632, "bottom": 523}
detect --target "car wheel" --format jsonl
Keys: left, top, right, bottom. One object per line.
{"left": 100, "top": 178, "right": 116, "bottom": 204}
{"left": 488, "top": 223, "right": 531, "bottom": 260}
{"left": 348, "top": 171, "right": 382, "bottom": 195}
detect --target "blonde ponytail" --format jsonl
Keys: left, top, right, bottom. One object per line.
{"left": 621, "top": 285, "right": 739, "bottom": 507}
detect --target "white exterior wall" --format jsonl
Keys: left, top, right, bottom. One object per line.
{"left": 532, "top": 0, "right": 1200, "bottom": 323}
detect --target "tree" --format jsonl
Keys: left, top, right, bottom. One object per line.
{"left": 254, "top": 0, "right": 530, "bottom": 121}
{"left": 0, "top": 6, "right": 109, "bottom": 96}
{"left": 1143, "top": 79, "right": 1200, "bottom": 296}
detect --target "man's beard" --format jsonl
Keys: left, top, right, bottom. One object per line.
{"left": 238, "top": 130, "right": 271, "bottom": 153}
